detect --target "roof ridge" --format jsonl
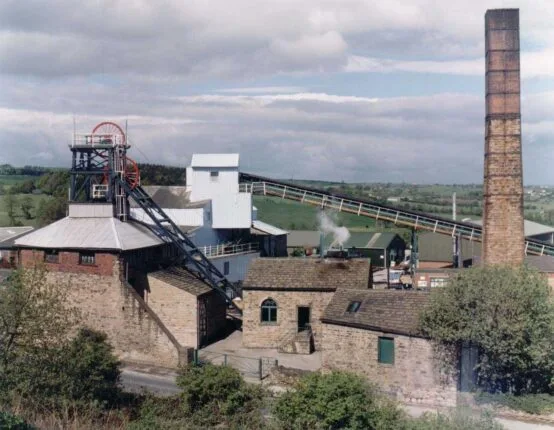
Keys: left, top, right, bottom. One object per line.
{"left": 110, "top": 218, "right": 122, "bottom": 250}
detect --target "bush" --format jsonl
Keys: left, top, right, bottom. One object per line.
{"left": 273, "top": 371, "right": 405, "bottom": 430}
{"left": 408, "top": 407, "right": 503, "bottom": 430}
{"left": 176, "top": 363, "right": 264, "bottom": 426}
{"left": 420, "top": 265, "right": 554, "bottom": 394}
{"left": 59, "top": 328, "right": 122, "bottom": 406}
{"left": 476, "top": 392, "right": 554, "bottom": 415}
{"left": 0, "top": 411, "right": 35, "bottom": 430}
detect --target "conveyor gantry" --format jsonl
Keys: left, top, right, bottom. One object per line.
{"left": 239, "top": 173, "right": 554, "bottom": 257}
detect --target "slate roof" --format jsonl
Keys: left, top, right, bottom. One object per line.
{"left": 243, "top": 258, "right": 371, "bottom": 291}
{"left": 322, "top": 289, "right": 430, "bottom": 337}
{"left": 148, "top": 267, "right": 212, "bottom": 296}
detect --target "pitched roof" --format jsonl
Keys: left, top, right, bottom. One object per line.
{"left": 0, "top": 226, "right": 34, "bottom": 248}
{"left": 191, "top": 153, "right": 239, "bottom": 168}
{"left": 243, "top": 257, "right": 371, "bottom": 291}
{"left": 148, "top": 267, "right": 212, "bottom": 296}
{"left": 287, "top": 230, "right": 321, "bottom": 248}
{"left": 251, "top": 220, "right": 288, "bottom": 236}
{"left": 322, "top": 289, "right": 430, "bottom": 337}
{"left": 325, "top": 231, "right": 401, "bottom": 249}
{"left": 15, "top": 216, "right": 163, "bottom": 251}
{"left": 464, "top": 218, "right": 554, "bottom": 237}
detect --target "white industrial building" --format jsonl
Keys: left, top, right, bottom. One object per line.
{"left": 131, "top": 153, "right": 287, "bottom": 282}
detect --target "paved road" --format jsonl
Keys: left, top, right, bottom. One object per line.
{"left": 121, "top": 369, "right": 180, "bottom": 396}
{"left": 121, "top": 369, "right": 554, "bottom": 429}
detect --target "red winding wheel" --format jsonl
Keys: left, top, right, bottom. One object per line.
{"left": 92, "top": 121, "right": 126, "bottom": 145}
{"left": 92, "top": 121, "right": 140, "bottom": 189}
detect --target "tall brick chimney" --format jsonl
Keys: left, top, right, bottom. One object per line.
{"left": 482, "top": 9, "right": 524, "bottom": 265}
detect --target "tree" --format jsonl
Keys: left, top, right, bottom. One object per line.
{"left": 273, "top": 371, "right": 405, "bottom": 430}
{"left": 0, "top": 265, "right": 77, "bottom": 401}
{"left": 420, "top": 265, "right": 554, "bottom": 394}
{"left": 4, "top": 192, "right": 18, "bottom": 225}
{"left": 20, "top": 196, "right": 33, "bottom": 220}
{"left": 36, "top": 196, "right": 67, "bottom": 226}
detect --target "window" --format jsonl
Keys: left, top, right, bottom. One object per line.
{"left": 378, "top": 337, "right": 395, "bottom": 365}
{"left": 346, "top": 301, "right": 361, "bottom": 313}
{"left": 261, "top": 298, "right": 277, "bottom": 323}
{"left": 210, "top": 171, "right": 219, "bottom": 181}
{"left": 223, "top": 261, "right": 230, "bottom": 275}
{"left": 44, "top": 249, "right": 59, "bottom": 264}
{"left": 430, "top": 277, "right": 448, "bottom": 288}
{"left": 79, "top": 252, "right": 96, "bottom": 265}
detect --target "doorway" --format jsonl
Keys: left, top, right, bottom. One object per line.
{"left": 297, "top": 306, "right": 311, "bottom": 332}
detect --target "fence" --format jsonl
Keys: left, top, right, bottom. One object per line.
{"left": 201, "top": 242, "right": 259, "bottom": 258}
{"left": 194, "top": 349, "right": 278, "bottom": 380}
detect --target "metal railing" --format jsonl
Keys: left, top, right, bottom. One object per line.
{"left": 72, "top": 133, "right": 126, "bottom": 147}
{"left": 239, "top": 173, "right": 554, "bottom": 257}
{"left": 201, "top": 242, "right": 259, "bottom": 258}
{"left": 238, "top": 183, "right": 253, "bottom": 193}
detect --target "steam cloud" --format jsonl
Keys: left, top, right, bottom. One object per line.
{"left": 318, "top": 211, "right": 350, "bottom": 248}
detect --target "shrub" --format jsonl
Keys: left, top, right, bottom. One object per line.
{"left": 0, "top": 411, "right": 35, "bottom": 430}
{"left": 176, "top": 363, "right": 264, "bottom": 426}
{"left": 273, "top": 371, "right": 405, "bottom": 430}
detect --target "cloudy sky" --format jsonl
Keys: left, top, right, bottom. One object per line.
{"left": 1, "top": 0, "right": 554, "bottom": 184}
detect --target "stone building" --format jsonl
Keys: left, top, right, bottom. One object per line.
{"left": 0, "top": 226, "right": 33, "bottom": 268}
{"left": 321, "top": 289, "right": 457, "bottom": 406}
{"left": 15, "top": 203, "right": 226, "bottom": 367}
{"left": 242, "top": 258, "right": 372, "bottom": 352}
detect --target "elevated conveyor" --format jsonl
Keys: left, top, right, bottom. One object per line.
{"left": 120, "top": 179, "right": 240, "bottom": 310}
{"left": 239, "top": 173, "right": 554, "bottom": 257}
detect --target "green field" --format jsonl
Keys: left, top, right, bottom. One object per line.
{"left": 0, "top": 174, "right": 35, "bottom": 189}
{"left": 254, "top": 195, "right": 380, "bottom": 231}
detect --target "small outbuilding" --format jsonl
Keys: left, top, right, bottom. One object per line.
{"left": 321, "top": 289, "right": 457, "bottom": 406}
{"left": 242, "top": 257, "right": 372, "bottom": 353}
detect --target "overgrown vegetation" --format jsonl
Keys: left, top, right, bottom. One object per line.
{"left": 476, "top": 392, "right": 554, "bottom": 415}
{"left": 274, "top": 371, "right": 405, "bottom": 430}
{"left": 420, "top": 265, "right": 554, "bottom": 395}
{"left": 408, "top": 408, "right": 503, "bottom": 430}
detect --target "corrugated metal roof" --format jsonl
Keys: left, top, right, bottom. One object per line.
{"left": 464, "top": 218, "right": 554, "bottom": 237}
{"left": 191, "top": 153, "right": 239, "bottom": 168}
{"left": 0, "top": 226, "right": 34, "bottom": 247}
{"left": 15, "top": 217, "right": 163, "bottom": 251}
{"left": 287, "top": 230, "right": 321, "bottom": 248}
{"left": 418, "top": 232, "right": 481, "bottom": 262}
{"left": 251, "top": 220, "right": 287, "bottom": 236}
{"left": 325, "top": 232, "right": 400, "bottom": 250}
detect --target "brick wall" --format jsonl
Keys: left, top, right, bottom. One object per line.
{"left": 242, "top": 289, "right": 334, "bottom": 349}
{"left": 42, "top": 259, "right": 187, "bottom": 368}
{"left": 20, "top": 249, "right": 115, "bottom": 276}
{"left": 322, "top": 323, "right": 457, "bottom": 406}
{"left": 483, "top": 9, "right": 524, "bottom": 265}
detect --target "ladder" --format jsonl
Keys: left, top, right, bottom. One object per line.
{"left": 118, "top": 179, "right": 240, "bottom": 310}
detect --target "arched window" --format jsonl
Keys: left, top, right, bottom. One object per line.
{"left": 260, "top": 298, "right": 277, "bottom": 323}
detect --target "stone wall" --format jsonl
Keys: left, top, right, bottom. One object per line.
{"left": 146, "top": 275, "right": 199, "bottom": 348}
{"left": 242, "top": 289, "right": 334, "bottom": 349}
{"left": 21, "top": 255, "right": 188, "bottom": 368}
{"left": 322, "top": 323, "right": 457, "bottom": 406}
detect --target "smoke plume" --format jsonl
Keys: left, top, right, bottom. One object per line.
{"left": 318, "top": 211, "right": 350, "bottom": 248}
